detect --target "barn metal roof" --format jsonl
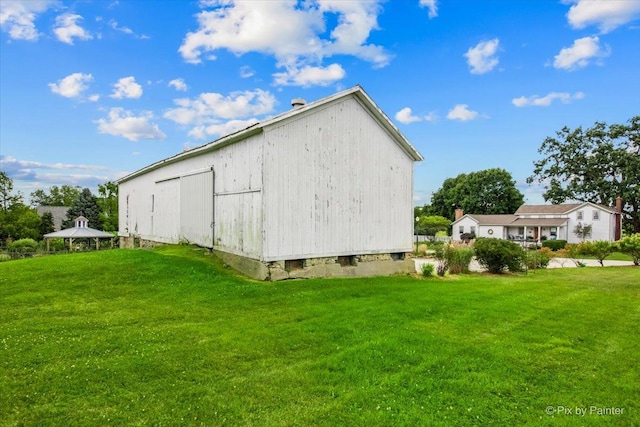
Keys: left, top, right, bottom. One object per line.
{"left": 118, "top": 85, "right": 423, "bottom": 184}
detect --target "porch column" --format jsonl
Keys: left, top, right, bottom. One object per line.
{"left": 538, "top": 226, "right": 541, "bottom": 242}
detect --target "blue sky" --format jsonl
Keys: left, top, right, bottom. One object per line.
{"left": 1, "top": 0, "right": 639, "bottom": 206}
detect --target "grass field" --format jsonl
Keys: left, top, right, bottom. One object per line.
{"left": 1, "top": 246, "right": 639, "bottom": 426}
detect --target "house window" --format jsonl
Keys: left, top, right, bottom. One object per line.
{"left": 470, "top": 226, "right": 476, "bottom": 235}
{"left": 577, "top": 211, "right": 583, "bottom": 220}
{"left": 459, "top": 225, "right": 464, "bottom": 234}
{"left": 593, "top": 211, "right": 600, "bottom": 220}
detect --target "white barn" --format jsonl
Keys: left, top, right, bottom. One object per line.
{"left": 118, "top": 86, "right": 423, "bottom": 280}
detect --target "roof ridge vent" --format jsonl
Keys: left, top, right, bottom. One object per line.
{"left": 291, "top": 98, "right": 306, "bottom": 109}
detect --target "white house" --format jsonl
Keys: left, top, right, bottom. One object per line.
{"left": 451, "top": 200, "right": 623, "bottom": 244}
{"left": 118, "top": 85, "right": 423, "bottom": 280}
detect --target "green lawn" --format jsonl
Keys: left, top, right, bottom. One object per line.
{"left": 1, "top": 246, "right": 639, "bottom": 426}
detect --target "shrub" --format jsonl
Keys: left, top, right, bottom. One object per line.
{"left": 591, "top": 241, "right": 613, "bottom": 267}
{"left": 617, "top": 234, "right": 640, "bottom": 266}
{"left": 7, "top": 239, "right": 38, "bottom": 253}
{"left": 421, "top": 263, "right": 434, "bottom": 277}
{"left": 48, "top": 238, "right": 66, "bottom": 252}
{"left": 565, "top": 244, "right": 582, "bottom": 267}
{"left": 445, "top": 246, "right": 474, "bottom": 274}
{"left": 526, "top": 248, "right": 551, "bottom": 270}
{"left": 0, "top": 253, "right": 10, "bottom": 262}
{"left": 416, "top": 243, "right": 428, "bottom": 256}
{"left": 542, "top": 240, "right": 567, "bottom": 251}
{"left": 474, "top": 238, "right": 524, "bottom": 274}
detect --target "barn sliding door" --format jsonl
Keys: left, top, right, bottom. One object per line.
{"left": 180, "top": 168, "right": 214, "bottom": 248}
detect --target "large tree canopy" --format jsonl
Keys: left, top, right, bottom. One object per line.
{"left": 430, "top": 168, "right": 524, "bottom": 221}
{"left": 0, "top": 172, "right": 42, "bottom": 241}
{"left": 30, "top": 185, "right": 81, "bottom": 207}
{"left": 527, "top": 116, "right": 640, "bottom": 233}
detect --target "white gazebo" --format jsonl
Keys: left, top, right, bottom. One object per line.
{"left": 44, "top": 216, "right": 114, "bottom": 251}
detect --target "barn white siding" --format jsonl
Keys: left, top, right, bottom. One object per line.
{"left": 261, "top": 96, "right": 414, "bottom": 261}
{"left": 152, "top": 178, "right": 180, "bottom": 243}
{"left": 118, "top": 133, "right": 264, "bottom": 257}
{"left": 180, "top": 170, "right": 214, "bottom": 247}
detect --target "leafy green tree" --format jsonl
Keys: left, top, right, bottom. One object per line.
{"left": 528, "top": 116, "right": 640, "bottom": 233}
{"left": 0, "top": 172, "right": 42, "bottom": 242}
{"left": 416, "top": 215, "right": 451, "bottom": 236}
{"left": 1, "top": 171, "right": 22, "bottom": 213}
{"left": 62, "top": 188, "right": 103, "bottom": 230}
{"left": 430, "top": 168, "right": 524, "bottom": 221}
{"left": 1, "top": 203, "right": 42, "bottom": 241}
{"left": 617, "top": 233, "right": 640, "bottom": 266}
{"left": 40, "top": 212, "right": 55, "bottom": 236}
{"left": 591, "top": 241, "right": 613, "bottom": 267}
{"left": 98, "top": 181, "right": 118, "bottom": 232}
{"left": 30, "top": 185, "right": 81, "bottom": 207}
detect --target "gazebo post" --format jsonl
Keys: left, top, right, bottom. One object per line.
{"left": 46, "top": 238, "right": 50, "bottom": 253}
{"left": 95, "top": 238, "right": 99, "bottom": 250}
{"left": 69, "top": 237, "right": 73, "bottom": 251}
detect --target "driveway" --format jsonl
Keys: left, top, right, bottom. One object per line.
{"left": 413, "top": 257, "right": 635, "bottom": 273}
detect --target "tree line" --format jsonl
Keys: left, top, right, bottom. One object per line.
{"left": 417, "top": 115, "right": 638, "bottom": 235}
{"left": 0, "top": 172, "right": 118, "bottom": 245}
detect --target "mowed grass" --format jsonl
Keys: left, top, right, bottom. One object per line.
{"left": 1, "top": 246, "right": 639, "bottom": 426}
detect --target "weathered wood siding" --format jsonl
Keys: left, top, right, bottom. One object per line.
{"left": 118, "top": 133, "right": 263, "bottom": 258}
{"left": 261, "top": 96, "right": 414, "bottom": 261}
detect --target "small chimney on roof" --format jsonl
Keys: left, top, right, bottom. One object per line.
{"left": 291, "top": 98, "right": 306, "bottom": 109}
{"left": 455, "top": 208, "right": 464, "bottom": 221}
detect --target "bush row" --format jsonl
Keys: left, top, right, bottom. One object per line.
{"left": 422, "top": 233, "right": 640, "bottom": 276}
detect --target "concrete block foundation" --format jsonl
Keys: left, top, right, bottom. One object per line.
{"left": 215, "top": 251, "right": 415, "bottom": 281}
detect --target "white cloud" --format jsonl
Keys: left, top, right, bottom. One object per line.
{"left": 88, "top": 94, "right": 100, "bottom": 102}
{"left": 178, "top": 0, "right": 389, "bottom": 86}
{"left": 110, "top": 76, "right": 143, "bottom": 99}
{"left": 53, "top": 13, "right": 93, "bottom": 45}
{"left": 164, "top": 89, "right": 276, "bottom": 124}
{"left": 96, "top": 108, "right": 166, "bottom": 141}
{"left": 419, "top": 0, "right": 438, "bottom": 19}
{"left": 109, "top": 19, "right": 149, "bottom": 39}
{"left": 423, "top": 111, "right": 438, "bottom": 123}
{"left": 553, "top": 36, "right": 609, "bottom": 70}
{"left": 395, "top": 107, "right": 421, "bottom": 124}
{"left": 239, "top": 65, "right": 255, "bottom": 78}
{"left": 273, "top": 63, "right": 345, "bottom": 87}
{"left": 0, "top": 0, "right": 57, "bottom": 41}
{"left": 512, "top": 91, "right": 585, "bottom": 107}
{"left": 49, "top": 72, "right": 93, "bottom": 98}
{"left": 0, "top": 154, "right": 110, "bottom": 191}
{"left": 565, "top": 0, "right": 640, "bottom": 33}
{"left": 447, "top": 104, "right": 479, "bottom": 121}
{"left": 464, "top": 38, "right": 500, "bottom": 74}
{"left": 188, "top": 119, "right": 260, "bottom": 139}
{"left": 168, "top": 78, "right": 188, "bottom": 91}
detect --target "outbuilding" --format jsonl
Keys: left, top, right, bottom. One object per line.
{"left": 117, "top": 85, "right": 423, "bottom": 280}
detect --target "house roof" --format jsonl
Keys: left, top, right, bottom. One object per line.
{"left": 514, "top": 202, "right": 616, "bottom": 215}
{"left": 36, "top": 206, "right": 70, "bottom": 231}
{"left": 465, "top": 214, "right": 518, "bottom": 226}
{"left": 118, "top": 85, "right": 423, "bottom": 184}
{"left": 511, "top": 218, "right": 569, "bottom": 226}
